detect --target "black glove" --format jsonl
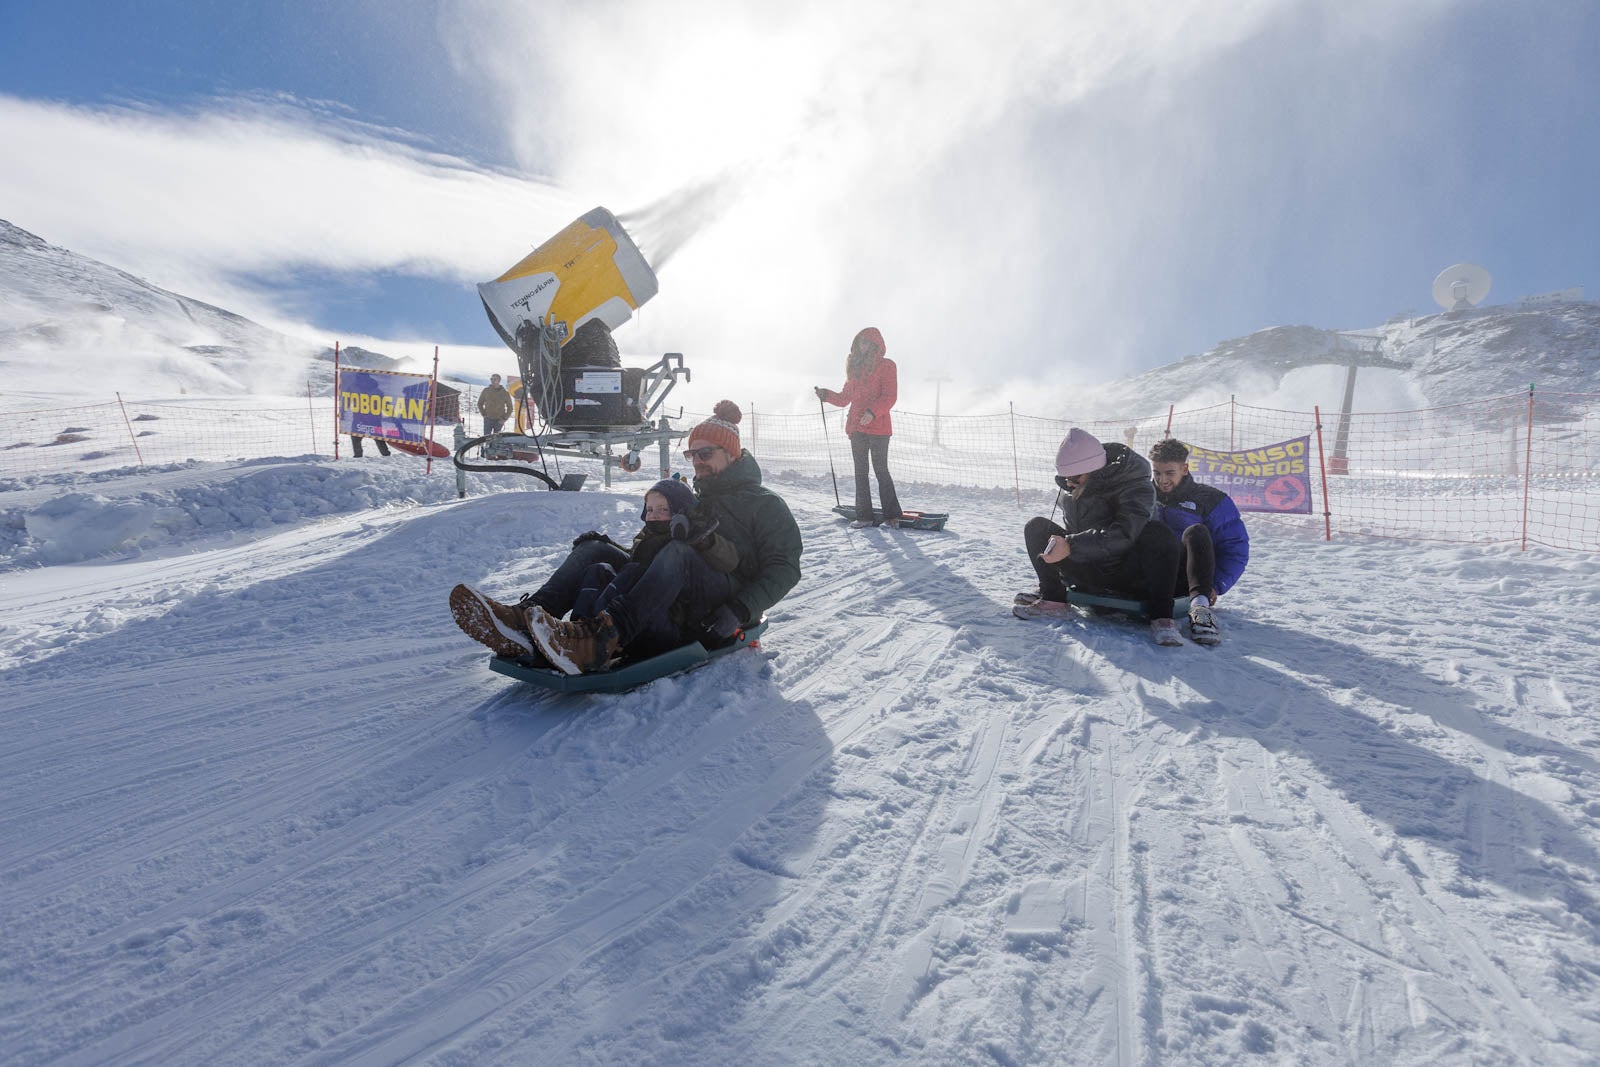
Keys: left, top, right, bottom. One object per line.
{"left": 690, "top": 517, "right": 719, "bottom": 547}
{"left": 572, "top": 530, "right": 623, "bottom": 550}
{"left": 813, "top": 386, "right": 829, "bottom": 400}
{"left": 702, "top": 603, "right": 743, "bottom": 641}
{"left": 671, "top": 515, "right": 720, "bottom": 546}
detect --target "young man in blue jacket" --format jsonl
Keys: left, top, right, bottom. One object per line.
{"left": 1148, "top": 438, "right": 1249, "bottom": 646}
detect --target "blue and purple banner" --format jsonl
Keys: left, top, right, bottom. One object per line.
{"left": 1183, "top": 436, "right": 1313, "bottom": 514}
{"left": 338, "top": 368, "right": 435, "bottom": 443}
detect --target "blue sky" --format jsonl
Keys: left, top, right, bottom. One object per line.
{"left": 1, "top": 1, "right": 1597, "bottom": 409}
{"left": 1, "top": 0, "right": 503, "bottom": 345}
{"left": 2, "top": 2, "right": 494, "bottom": 159}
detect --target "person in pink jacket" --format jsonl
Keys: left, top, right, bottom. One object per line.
{"left": 815, "top": 327, "right": 902, "bottom": 527}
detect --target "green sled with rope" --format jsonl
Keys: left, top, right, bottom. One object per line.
{"left": 487, "top": 619, "right": 768, "bottom": 694}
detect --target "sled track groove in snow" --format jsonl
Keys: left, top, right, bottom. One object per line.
{"left": 7, "top": 484, "right": 1600, "bottom": 1065}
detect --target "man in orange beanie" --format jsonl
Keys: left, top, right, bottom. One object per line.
{"left": 453, "top": 400, "right": 804, "bottom": 674}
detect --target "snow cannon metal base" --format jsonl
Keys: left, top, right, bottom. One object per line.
{"left": 455, "top": 412, "right": 687, "bottom": 491}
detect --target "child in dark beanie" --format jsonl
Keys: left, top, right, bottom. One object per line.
{"left": 570, "top": 478, "right": 737, "bottom": 627}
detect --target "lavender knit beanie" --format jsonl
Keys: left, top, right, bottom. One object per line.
{"left": 1055, "top": 428, "right": 1107, "bottom": 477}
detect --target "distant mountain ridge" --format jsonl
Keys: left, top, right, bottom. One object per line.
{"left": 0, "top": 219, "right": 398, "bottom": 397}
{"left": 4, "top": 218, "right": 1593, "bottom": 415}
{"left": 1078, "top": 300, "right": 1599, "bottom": 417}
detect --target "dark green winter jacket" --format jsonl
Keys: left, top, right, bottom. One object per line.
{"left": 1058, "top": 442, "right": 1157, "bottom": 565}
{"left": 693, "top": 450, "right": 803, "bottom": 623}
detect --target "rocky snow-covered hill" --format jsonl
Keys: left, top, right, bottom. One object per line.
{"left": 0, "top": 219, "right": 367, "bottom": 401}
{"left": 1081, "top": 302, "right": 1599, "bottom": 416}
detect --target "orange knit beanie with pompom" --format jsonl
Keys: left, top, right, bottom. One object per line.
{"left": 688, "top": 400, "right": 742, "bottom": 456}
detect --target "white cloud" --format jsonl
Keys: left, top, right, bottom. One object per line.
{"left": 2, "top": 0, "right": 1470, "bottom": 413}
{"left": 0, "top": 93, "right": 578, "bottom": 324}
{"left": 437, "top": 0, "right": 1458, "bottom": 411}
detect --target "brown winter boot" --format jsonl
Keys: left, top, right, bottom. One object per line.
{"left": 525, "top": 607, "right": 622, "bottom": 676}
{"left": 449, "top": 584, "right": 537, "bottom": 659}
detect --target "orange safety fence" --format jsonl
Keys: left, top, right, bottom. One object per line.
{"left": 4, "top": 391, "right": 1597, "bottom": 550}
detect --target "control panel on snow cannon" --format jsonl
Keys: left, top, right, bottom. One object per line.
{"left": 479, "top": 207, "right": 677, "bottom": 431}
{"left": 548, "top": 320, "right": 642, "bottom": 429}
{"left": 505, "top": 349, "right": 677, "bottom": 433}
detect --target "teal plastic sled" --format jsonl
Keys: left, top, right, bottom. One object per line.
{"left": 488, "top": 619, "right": 768, "bottom": 694}
{"left": 1068, "top": 589, "right": 1192, "bottom": 619}
{"left": 833, "top": 505, "right": 948, "bottom": 531}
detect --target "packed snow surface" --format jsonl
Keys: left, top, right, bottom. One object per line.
{"left": 4, "top": 459, "right": 1599, "bottom": 1066}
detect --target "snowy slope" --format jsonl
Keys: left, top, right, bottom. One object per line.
{"left": 4, "top": 462, "right": 1599, "bottom": 1066}
{"left": 0, "top": 219, "right": 321, "bottom": 402}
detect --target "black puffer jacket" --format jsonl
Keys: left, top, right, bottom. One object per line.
{"left": 1057, "top": 442, "right": 1157, "bottom": 565}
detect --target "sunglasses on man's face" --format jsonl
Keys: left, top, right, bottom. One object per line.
{"left": 1055, "top": 474, "right": 1089, "bottom": 491}
{"left": 683, "top": 446, "right": 724, "bottom": 461}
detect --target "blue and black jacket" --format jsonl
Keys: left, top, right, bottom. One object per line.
{"left": 1154, "top": 474, "right": 1249, "bottom": 595}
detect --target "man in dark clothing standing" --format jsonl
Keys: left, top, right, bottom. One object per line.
{"left": 1015, "top": 427, "right": 1184, "bottom": 646}
{"left": 476, "top": 373, "right": 514, "bottom": 436}
{"left": 1149, "top": 438, "right": 1249, "bottom": 646}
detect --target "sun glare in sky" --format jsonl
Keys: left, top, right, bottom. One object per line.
{"left": 1, "top": 1, "right": 1596, "bottom": 410}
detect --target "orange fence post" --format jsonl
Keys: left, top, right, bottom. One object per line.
{"left": 424, "top": 346, "right": 441, "bottom": 476}
{"left": 1009, "top": 402, "right": 1021, "bottom": 509}
{"left": 116, "top": 392, "right": 146, "bottom": 467}
{"left": 1522, "top": 384, "right": 1534, "bottom": 551}
{"left": 307, "top": 380, "right": 318, "bottom": 454}
{"left": 333, "top": 341, "right": 342, "bottom": 460}
{"left": 1313, "top": 405, "right": 1332, "bottom": 542}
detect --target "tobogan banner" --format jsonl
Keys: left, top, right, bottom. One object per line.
{"left": 1183, "top": 435, "right": 1313, "bottom": 515}
{"left": 338, "top": 368, "right": 435, "bottom": 443}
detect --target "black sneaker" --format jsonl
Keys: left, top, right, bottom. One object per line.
{"left": 1187, "top": 601, "right": 1222, "bottom": 646}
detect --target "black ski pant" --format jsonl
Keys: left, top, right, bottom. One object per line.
{"left": 1173, "top": 523, "right": 1217, "bottom": 601}
{"left": 850, "top": 431, "right": 901, "bottom": 522}
{"left": 572, "top": 561, "right": 643, "bottom": 623}
{"left": 530, "top": 538, "right": 626, "bottom": 606}
{"left": 350, "top": 434, "right": 389, "bottom": 457}
{"left": 605, "top": 541, "right": 733, "bottom": 657}
{"left": 528, "top": 538, "right": 731, "bottom": 658}
{"left": 1023, "top": 516, "right": 1180, "bottom": 620}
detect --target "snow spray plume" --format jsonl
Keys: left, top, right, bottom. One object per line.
{"left": 619, "top": 172, "right": 740, "bottom": 272}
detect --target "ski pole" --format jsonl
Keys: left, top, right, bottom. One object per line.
{"left": 819, "top": 396, "right": 841, "bottom": 508}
